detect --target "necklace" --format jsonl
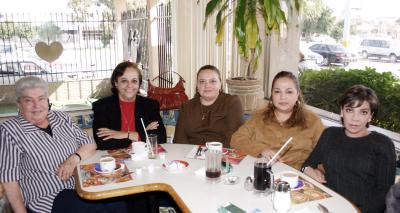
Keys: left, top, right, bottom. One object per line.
{"left": 200, "top": 104, "right": 209, "bottom": 121}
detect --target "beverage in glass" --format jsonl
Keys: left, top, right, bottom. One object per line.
{"left": 205, "top": 148, "right": 222, "bottom": 183}
{"left": 148, "top": 134, "right": 158, "bottom": 159}
{"left": 253, "top": 158, "right": 274, "bottom": 194}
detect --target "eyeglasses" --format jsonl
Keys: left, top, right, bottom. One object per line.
{"left": 197, "top": 79, "right": 220, "bottom": 86}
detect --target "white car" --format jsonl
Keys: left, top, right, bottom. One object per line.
{"left": 358, "top": 38, "right": 400, "bottom": 63}
{"left": 302, "top": 48, "right": 323, "bottom": 65}
{"left": 0, "top": 61, "right": 64, "bottom": 85}
{"left": 299, "top": 48, "right": 323, "bottom": 73}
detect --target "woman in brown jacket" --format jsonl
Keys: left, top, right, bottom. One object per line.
{"left": 231, "top": 71, "right": 324, "bottom": 170}
{"left": 173, "top": 65, "right": 244, "bottom": 147}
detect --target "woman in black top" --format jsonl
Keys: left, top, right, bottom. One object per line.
{"left": 302, "top": 85, "right": 396, "bottom": 213}
{"left": 92, "top": 61, "right": 166, "bottom": 150}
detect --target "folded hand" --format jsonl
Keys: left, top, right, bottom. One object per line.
{"left": 145, "top": 121, "right": 159, "bottom": 130}
{"left": 97, "top": 128, "right": 128, "bottom": 140}
{"left": 304, "top": 167, "right": 327, "bottom": 183}
{"left": 57, "top": 155, "right": 79, "bottom": 181}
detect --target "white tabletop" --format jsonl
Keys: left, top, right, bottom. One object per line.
{"left": 76, "top": 144, "right": 358, "bottom": 213}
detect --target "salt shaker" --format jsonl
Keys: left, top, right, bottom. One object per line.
{"left": 244, "top": 176, "right": 254, "bottom": 191}
{"left": 272, "top": 181, "right": 291, "bottom": 212}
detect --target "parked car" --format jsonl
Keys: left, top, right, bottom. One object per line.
{"left": 308, "top": 43, "right": 349, "bottom": 66}
{"left": 0, "top": 61, "right": 63, "bottom": 85}
{"left": 299, "top": 48, "right": 323, "bottom": 73}
{"left": 0, "top": 44, "right": 12, "bottom": 53}
{"left": 358, "top": 38, "right": 400, "bottom": 63}
{"left": 301, "top": 48, "right": 324, "bottom": 65}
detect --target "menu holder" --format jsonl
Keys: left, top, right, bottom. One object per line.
{"left": 79, "top": 163, "right": 133, "bottom": 188}
{"left": 223, "top": 149, "right": 246, "bottom": 165}
{"left": 186, "top": 146, "right": 206, "bottom": 160}
{"left": 186, "top": 146, "right": 246, "bottom": 165}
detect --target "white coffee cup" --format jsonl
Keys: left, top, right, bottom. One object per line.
{"left": 205, "top": 141, "right": 223, "bottom": 152}
{"left": 132, "top": 141, "right": 148, "bottom": 155}
{"left": 281, "top": 171, "right": 299, "bottom": 188}
{"left": 100, "top": 156, "right": 116, "bottom": 173}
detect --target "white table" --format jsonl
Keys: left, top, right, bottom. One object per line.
{"left": 75, "top": 144, "right": 358, "bottom": 213}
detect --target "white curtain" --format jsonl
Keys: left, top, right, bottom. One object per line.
{"left": 171, "top": 0, "right": 234, "bottom": 97}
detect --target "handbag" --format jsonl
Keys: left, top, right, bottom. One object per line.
{"left": 147, "top": 72, "right": 189, "bottom": 110}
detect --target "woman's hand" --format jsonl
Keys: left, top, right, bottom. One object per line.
{"left": 57, "top": 154, "right": 80, "bottom": 181}
{"left": 146, "top": 121, "right": 159, "bottom": 130}
{"left": 304, "top": 167, "right": 327, "bottom": 183}
{"left": 97, "top": 128, "right": 128, "bottom": 140}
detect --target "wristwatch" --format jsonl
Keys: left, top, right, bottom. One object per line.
{"left": 300, "top": 166, "right": 310, "bottom": 173}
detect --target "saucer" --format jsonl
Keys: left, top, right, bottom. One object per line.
{"left": 291, "top": 180, "right": 305, "bottom": 191}
{"left": 162, "top": 160, "right": 189, "bottom": 173}
{"left": 95, "top": 163, "right": 123, "bottom": 175}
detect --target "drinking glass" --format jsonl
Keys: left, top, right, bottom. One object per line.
{"left": 148, "top": 134, "right": 158, "bottom": 159}
{"left": 205, "top": 149, "right": 222, "bottom": 183}
{"left": 253, "top": 158, "right": 274, "bottom": 195}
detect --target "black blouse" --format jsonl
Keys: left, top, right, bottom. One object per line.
{"left": 303, "top": 127, "right": 396, "bottom": 213}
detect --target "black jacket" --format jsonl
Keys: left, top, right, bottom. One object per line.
{"left": 92, "top": 95, "right": 166, "bottom": 150}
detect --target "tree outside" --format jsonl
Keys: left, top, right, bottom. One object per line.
{"left": 37, "top": 22, "right": 62, "bottom": 43}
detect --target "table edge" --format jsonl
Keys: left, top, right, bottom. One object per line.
{"left": 74, "top": 171, "right": 191, "bottom": 213}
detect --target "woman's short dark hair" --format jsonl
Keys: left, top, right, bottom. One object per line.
{"left": 338, "top": 84, "right": 379, "bottom": 117}
{"left": 110, "top": 61, "right": 142, "bottom": 95}
{"left": 197, "top": 64, "right": 222, "bottom": 82}
{"left": 264, "top": 71, "right": 307, "bottom": 128}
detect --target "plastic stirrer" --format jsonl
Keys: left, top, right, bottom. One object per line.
{"left": 267, "top": 137, "right": 293, "bottom": 167}
{"left": 140, "top": 118, "right": 154, "bottom": 155}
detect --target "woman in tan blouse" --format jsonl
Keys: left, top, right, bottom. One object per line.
{"left": 173, "top": 65, "right": 244, "bottom": 147}
{"left": 231, "top": 71, "right": 324, "bottom": 170}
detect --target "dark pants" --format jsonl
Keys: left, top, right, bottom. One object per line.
{"left": 50, "top": 189, "right": 179, "bottom": 213}
{"left": 51, "top": 189, "right": 128, "bottom": 213}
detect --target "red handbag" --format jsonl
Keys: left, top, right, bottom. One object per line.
{"left": 147, "top": 72, "right": 189, "bottom": 110}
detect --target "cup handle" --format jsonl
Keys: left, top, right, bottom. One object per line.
{"left": 269, "top": 171, "right": 275, "bottom": 190}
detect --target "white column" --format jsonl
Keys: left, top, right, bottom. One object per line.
{"left": 264, "top": 6, "right": 301, "bottom": 98}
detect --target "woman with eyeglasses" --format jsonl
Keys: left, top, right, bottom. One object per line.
{"left": 174, "top": 65, "right": 244, "bottom": 147}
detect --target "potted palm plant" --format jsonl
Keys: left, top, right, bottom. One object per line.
{"left": 203, "top": 0, "right": 301, "bottom": 112}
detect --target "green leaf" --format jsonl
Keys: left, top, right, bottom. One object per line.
{"left": 215, "top": 1, "right": 228, "bottom": 43}
{"left": 245, "top": 0, "right": 258, "bottom": 48}
{"left": 203, "top": 0, "right": 222, "bottom": 28}
{"left": 235, "top": 0, "right": 248, "bottom": 58}
{"left": 216, "top": 15, "right": 228, "bottom": 43}
{"left": 245, "top": 16, "right": 259, "bottom": 49}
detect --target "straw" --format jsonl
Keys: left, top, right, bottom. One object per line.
{"left": 140, "top": 118, "right": 154, "bottom": 155}
{"left": 267, "top": 137, "right": 293, "bottom": 167}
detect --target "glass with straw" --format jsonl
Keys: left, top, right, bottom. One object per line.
{"left": 140, "top": 118, "right": 157, "bottom": 159}
{"left": 147, "top": 134, "right": 158, "bottom": 159}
